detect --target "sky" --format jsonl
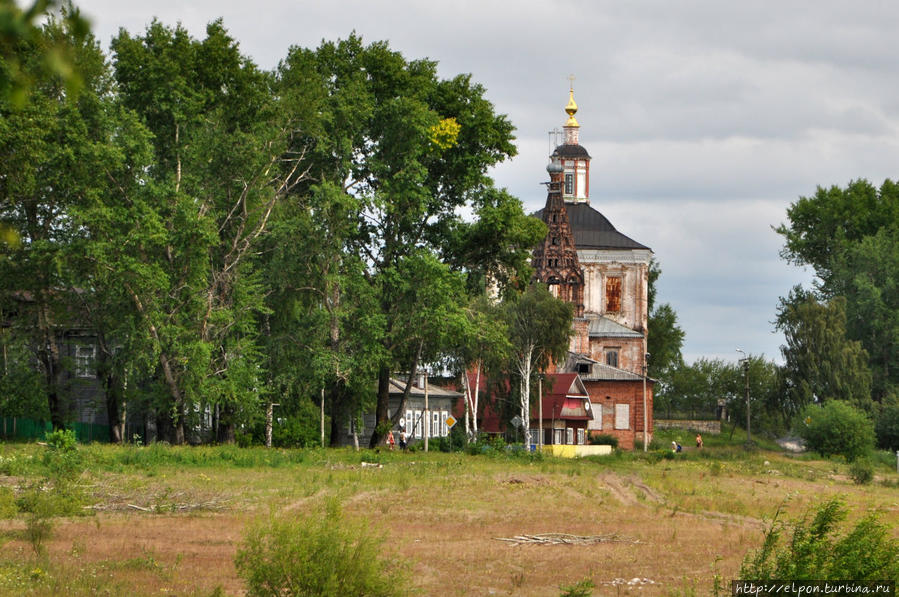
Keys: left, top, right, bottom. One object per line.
{"left": 71, "top": 1, "right": 899, "bottom": 364}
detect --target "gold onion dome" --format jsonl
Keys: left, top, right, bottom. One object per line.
{"left": 565, "top": 88, "right": 579, "bottom": 127}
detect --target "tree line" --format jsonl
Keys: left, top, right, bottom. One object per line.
{"left": 1, "top": 11, "right": 576, "bottom": 446}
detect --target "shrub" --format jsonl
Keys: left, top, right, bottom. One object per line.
{"left": 741, "top": 498, "right": 899, "bottom": 581}
{"left": 559, "top": 578, "right": 595, "bottom": 597}
{"left": 235, "top": 500, "right": 408, "bottom": 597}
{"left": 875, "top": 404, "right": 899, "bottom": 452}
{"left": 796, "top": 401, "right": 874, "bottom": 462}
{"left": 0, "top": 486, "right": 16, "bottom": 519}
{"left": 589, "top": 434, "right": 618, "bottom": 448}
{"left": 849, "top": 459, "right": 874, "bottom": 485}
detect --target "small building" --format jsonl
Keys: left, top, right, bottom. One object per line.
{"left": 533, "top": 372, "right": 593, "bottom": 446}
{"left": 348, "top": 376, "right": 463, "bottom": 447}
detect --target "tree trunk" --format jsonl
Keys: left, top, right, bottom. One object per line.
{"left": 370, "top": 365, "right": 391, "bottom": 448}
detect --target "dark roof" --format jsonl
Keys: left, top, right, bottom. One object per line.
{"left": 534, "top": 202, "right": 651, "bottom": 251}
{"left": 553, "top": 143, "right": 591, "bottom": 159}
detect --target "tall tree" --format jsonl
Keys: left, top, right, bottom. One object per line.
{"left": 278, "top": 35, "right": 523, "bottom": 448}
{"left": 103, "top": 20, "right": 309, "bottom": 443}
{"left": 775, "top": 287, "right": 872, "bottom": 412}
{"left": 505, "top": 283, "right": 572, "bottom": 444}
{"left": 646, "top": 259, "right": 684, "bottom": 378}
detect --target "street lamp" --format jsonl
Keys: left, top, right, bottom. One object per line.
{"left": 736, "top": 348, "right": 750, "bottom": 444}
{"left": 642, "top": 352, "right": 650, "bottom": 453}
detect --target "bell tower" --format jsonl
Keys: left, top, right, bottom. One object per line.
{"left": 550, "top": 80, "right": 591, "bottom": 204}
{"left": 532, "top": 162, "right": 585, "bottom": 319}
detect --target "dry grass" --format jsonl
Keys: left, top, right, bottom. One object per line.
{"left": 0, "top": 444, "right": 896, "bottom": 596}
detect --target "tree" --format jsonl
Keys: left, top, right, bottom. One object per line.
{"left": 101, "top": 20, "right": 310, "bottom": 443}
{"left": 775, "top": 287, "right": 872, "bottom": 413}
{"left": 277, "top": 35, "right": 523, "bottom": 448}
{"left": 777, "top": 179, "right": 899, "bottom": 401}
{"left": 505, "top": 284, "right": 572, "bottom": 444}
{"left": 0, "top": 16, "right": 113, "bottom": 428}
{"left": 796, "top": 401, "right": 874, "bottom": 462}
{"left": 646, "top": 259, "right": 685, "bottom": 378}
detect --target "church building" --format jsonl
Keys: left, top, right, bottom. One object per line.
{"left": 532, "top": 87, "right": 654, "bottom": 449}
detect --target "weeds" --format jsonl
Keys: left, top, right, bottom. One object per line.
{"left": 236, "top": 498, "right": 409, "bottom": 597}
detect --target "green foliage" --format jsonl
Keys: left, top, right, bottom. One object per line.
{"left": 647, "top": 259, "right": 685, "bottom": 379}
{"left": 796, "top": 401, "right": 874, "bottom": 462}
{"left": 848, "top": 459, "right": 873, "bottom": 485}
{"left": 875, "top": 403, "right": 899, "bottom": 451}
{"left": 0, "top": 486, "right": 16, "bottom": 519}
{"left": 42, "top": 428, "right": 81, "bottom": 485}
{"left": 777, "top": 179, "right": 899, "bottom": 401}
{"left": 740, "top": 498, "right": 899, "bottom": 581}
{"left": 235, "top": 500, "right": 408, "bottom": 597}
{"left": 559, "top": 578, "right": 595, "bottom": 597}
{"left": 588, "top": 433, "right": 618, "bottom": 448}
{"left": 776, "top": 289, "right": 872, "bottom": 412}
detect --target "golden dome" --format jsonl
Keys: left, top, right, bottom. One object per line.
{"left": 565, "top": 88, "right": 579, "bottom": 127}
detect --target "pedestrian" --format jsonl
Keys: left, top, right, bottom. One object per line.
{"left": 399, "top": 429, "right": 407, "bottom": 451}
{"left": 696, "top": 433, "right": 703, "bottom": 448}
{"left": 387, "top": 430, "right": 395, "bottom": 450}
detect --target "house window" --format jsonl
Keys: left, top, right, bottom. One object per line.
{"left": 75, "top": 345, "right": 95, "bottom": 378}
{"left": 564, "top": 173, "right": 573, "bottom": 195}
{"left": 566, "top": 428, "right": 574, "bottom": 445}
{"left": 615, "top": 404, "right": 630, "bottom": 430}
{"left": 605, "top": 349, "right": 619, "bottom": 368}
{"left": 605, "top": 277, "right": 621, "bottom": 312}
{"left": 577, "top": 363, "right": 590, "bottom": 375}
{"left": 432, "top": 411, "right": 441, "bottom": 437}
{"left": 413, "top": 410, "right": 423, "bottom": 438}
{"left": 553, "top": 429, "right": 562, "bottom": 445}
{"left": 577, "top": 428, "right": 585, "bottom": 445}
{"left": 441, "top": 411, "right": 448, "bottom": 437}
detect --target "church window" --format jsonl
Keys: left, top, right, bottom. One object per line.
{"left": 551, "top": 236, "right": 559, "bottom": 245}
{"left": 605, "top": 349, "right": 619, "bottom": 368}
{"left": 605, "top": 277, "right": 621, "bottom": 312}
{"left": 564, "top": 173, "right": 573, "bottom": 195}
{"left": 577, "top": 363, "right": 590, "bottom": 375}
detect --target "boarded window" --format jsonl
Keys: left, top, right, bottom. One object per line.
{"left": 605, "top": 349, "right": 619, "bottom": 368}
{"left": 614, "top": 404, "right": 630, "bottom": 430}
{"left": 605, "top": 277, "right": 621, "bottom": 312}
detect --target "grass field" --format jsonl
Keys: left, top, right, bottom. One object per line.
{"left": 0, "top": 430, "right": 897, "bottom": 596}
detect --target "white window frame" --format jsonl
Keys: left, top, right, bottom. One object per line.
{"left": 75, "top": 344, "right": 96, "bottom": 378}
{"left": 553, "top": 429, "right": 562, "bottom": 445}
{"left": 577, "top": 428, "right": 585, "bottom": 445}
{"left": 432, "top": 411, "right": 441, "bottom": 438}
{"left": 566, "top": 427, "right": 574, "bottom": 445}
{"left": 441, "top": 412, "right": 448, "bottom": 437}
{"left": 615, "top": 404, "right": 630, "bottom": 430}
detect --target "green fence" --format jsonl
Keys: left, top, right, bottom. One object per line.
{"left": 0, "top": 417, "right": 110, "bottom": 443}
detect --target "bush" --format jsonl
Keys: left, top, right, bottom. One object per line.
{"left": 589, "top": 433, "right": 618, "bottom": 448}
{"left": 796, "top": 401, "right": 874, "bottom": 462}
{"left": 849, "top": 459, "right": 874, "bottom": 485}
{"left": 235, "top": 500, "right": 408, "bottom": 597}
{"left": 741, "top": 498, "right": 899, "bottom": 581}
{"left": 875, "top": 404, "right": 899, "bottom": 452}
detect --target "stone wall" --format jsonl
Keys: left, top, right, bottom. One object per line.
{"left": 655, "top": 419, "right": 721, "bottom": 434}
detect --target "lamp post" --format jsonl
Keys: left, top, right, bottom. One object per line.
{"left": 642, "top": 352, "right": 650, "bottom": 452}
{"left": 736, "top": 348, "right": 750, "bottom": 444}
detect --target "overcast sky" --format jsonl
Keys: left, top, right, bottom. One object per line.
{"left": 72, "top": 1, "right": 899, "bottom": 364}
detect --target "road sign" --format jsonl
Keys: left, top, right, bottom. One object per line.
{"left": 445, "top": 415, "right": 457, "bottom": 429}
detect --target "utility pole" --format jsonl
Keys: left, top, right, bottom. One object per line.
{"left": 737, "top": 348, "right": 750, "bottom": 444}
{"left": 538, "top": 374, "right": 543, "bottom": 451}
{"left": 642, "top": 352, "right": 650, "bottom": 452}
{"left": 424, "top": 372, "right": 429, "bottom": 453}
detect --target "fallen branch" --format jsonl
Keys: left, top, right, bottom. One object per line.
{"left": 495, "top": 533, "right": 639, "bottom": 546}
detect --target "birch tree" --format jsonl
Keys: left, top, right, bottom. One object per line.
{"left": 506, "top": 284, "right": 572, "bottom": 444}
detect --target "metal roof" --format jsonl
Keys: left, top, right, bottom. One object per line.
{"left": 588, "top": 316, "right": 644, "bottom": 338}
{"left": 552, "top": 143, "right": 591, "bottom": 159}
{"left": 535, "top": 202, "right": 650, "bottom": 251}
